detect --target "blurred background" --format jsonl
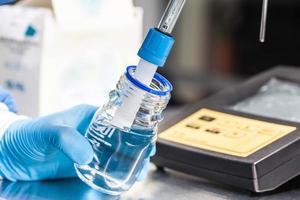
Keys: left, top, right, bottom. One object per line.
{"left": 135, "top": 0, "right": 300, "bottom": 105}
{"left": 1, "top": 0, "right": 300, "bottom": 116}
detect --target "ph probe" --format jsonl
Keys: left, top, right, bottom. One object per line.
{"left": 111, "top": 0, "right": 186, "bottom": 129}
{"left": 260, "top": 0, "right": 268, "bottom": 43}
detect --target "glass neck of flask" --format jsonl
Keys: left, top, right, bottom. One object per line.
{"left": 104, "top": 66, "right": 172, "bottom": 132}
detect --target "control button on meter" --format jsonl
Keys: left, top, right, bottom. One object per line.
{"left": 185, "top": 123, "right": 200, "bottom": 130}
{"left": 205, "top": 128, "right": 221, "bottom": 134}
{"left": 199, "top": 116, "right": 216, "bottom": 122}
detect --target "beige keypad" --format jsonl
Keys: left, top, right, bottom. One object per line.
{"left": 159, "top": 109, "right": 297, "bottom": 157}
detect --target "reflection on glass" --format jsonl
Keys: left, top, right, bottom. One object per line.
{"left": 0, "top": 179, "right": 119, "bottom": 200}
{"left": 231, "top": 78, "right": 300, "bottom": 123}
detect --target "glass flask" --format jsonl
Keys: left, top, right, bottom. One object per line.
{"left": 75, "top": 66, "right": 172, "bottom": 195}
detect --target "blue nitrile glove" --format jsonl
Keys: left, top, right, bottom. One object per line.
{"left": 0, "top": 87, "right": 17, "bottom": 113}
{"left": 0, "top": 0, "right": 16, "bottom": 5}
{"left": 0, "top": 105, "right": 97, "bottom": 181}
{"left": 0, "top": 104, "right": 154, "bottom": 182}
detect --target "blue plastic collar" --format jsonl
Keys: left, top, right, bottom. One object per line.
{"left": 125, "top": 66, "right": 173, "bottom": 96}
{"left": 138, "top": 28, "right": 175, "bottom": 67}
{"left": 0, "top": 0, "right": 16, "bottom": 5}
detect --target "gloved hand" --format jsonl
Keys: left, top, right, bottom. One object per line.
{"left": 0, "top": 104, "right": 155, "bottom": 182}
{"left": 0, "top": 87, "right": 17, "bottom": 113}
{"left": 0, "top": 105, "right": 97, "bottom": 181}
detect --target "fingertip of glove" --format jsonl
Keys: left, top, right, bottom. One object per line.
{"left": 73, "top": 137, "right": 94, "bottom": 165}
{"left": 77, "top": 143, "right": 94, "bottom": 165}
{"left": 55, "top": 127, "right": 94, "bottom": 165}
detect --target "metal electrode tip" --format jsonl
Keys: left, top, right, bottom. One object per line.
{"left": 158, "top": 0, "right": 186, "bottom": 34}
{"left": 260, "top": 0, "right": 269, "bottom": 43}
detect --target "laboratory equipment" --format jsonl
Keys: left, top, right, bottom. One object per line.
{"left": 152, "top": 66, "right": 300, "bottom": 192}
{"left": 260, "top": 0, "right": 269, "bottom": 42}
{"left": 75, "top": 0, "right": 186, "bottom": 195}
{"left": 75, "top": 67, "right": 172, "bottom": 195}
{"left": 111, "top": 0, "right": 186, "bottom": 129}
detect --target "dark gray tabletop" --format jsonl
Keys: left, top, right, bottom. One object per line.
{"left": 1, "top": 164, "right": 300, "bottom": 200}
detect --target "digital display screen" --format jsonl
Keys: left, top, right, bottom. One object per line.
{"left": 231, "top": 78, "right": 300, "bottom": 123}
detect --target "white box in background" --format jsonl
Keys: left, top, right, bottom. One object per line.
{"left": 0, "top": 0, "right": 143, "bottom": 117}
{"left": 0, "top": 6, "right": 49, "bottom": 116}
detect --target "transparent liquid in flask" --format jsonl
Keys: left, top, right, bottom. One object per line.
{"left": 75, "top": 66, "right": 172, "bottom": 195}
{"left": 75, "top": 120, "right": 154, "bottom": 195}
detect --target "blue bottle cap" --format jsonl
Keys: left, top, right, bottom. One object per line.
{"left": 138, "top": 28, "right": 175, "bottom": 67}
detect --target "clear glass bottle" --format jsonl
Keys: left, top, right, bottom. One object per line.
{"left": 75, "top": 66, "right": 172, "bottom": 196}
